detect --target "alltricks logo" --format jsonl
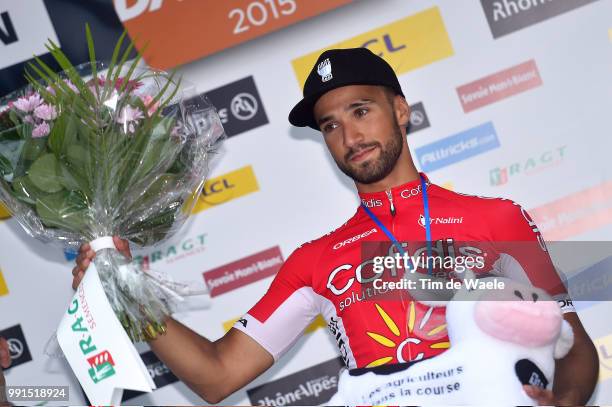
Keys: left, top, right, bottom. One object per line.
{"left": 415, "top": 122, "right": 500, "bottom": 172}
{"left": 292, "top": 7, "right": 453, "bottom": 88}
{"left": 192, "top": 165, "right": 259, "bottom": 213}
{"left": 203, "top": 247, "right": 284, "bottom": 297}
{"left": 0, "top": 269, "right": 8, "bottom": 296}
{"left": 246, "top": 357, "right": 344, "bottom": 406}
{"left": 489, "top": 145, "right": 567, "bottom": 186}
{"left": 480, "top": 0, "right": 600, "bottom": 39}
{"left": 457, "top": 60, "right": 543, "bottom": 113}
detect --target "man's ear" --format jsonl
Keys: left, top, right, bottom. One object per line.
{"left": 394, "top": 95, "right": 411, "bottom": 128}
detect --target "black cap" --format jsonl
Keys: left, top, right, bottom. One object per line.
{"left": 289, "top": 47, "right": 404, "bottom": 130}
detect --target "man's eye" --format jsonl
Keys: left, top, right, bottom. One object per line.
{"left": 322, "top": 122, "right": 338, "bottom": 133}
{"left": 355, "top": 108, "right": 368, "bottom": 118}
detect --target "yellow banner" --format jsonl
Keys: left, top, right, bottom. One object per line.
{"left": 0, "top": 203, "right": 10, "bottom": 220}
{"left": 596, "top": 333, "right": 612, "bottom": 382}
{"left": 192, "top": 165, "right": 259, "bottom": 213}
{"left": 223, "top": 314, "right": 326, "bottom": 333}
{"left": 0, "top": 269, "right": 8, "bottom": 296}
{"left": 292, "top": 7, "right": 454, "bottom": 89}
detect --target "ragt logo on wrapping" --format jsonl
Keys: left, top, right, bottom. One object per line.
{"left": 67, "top": 285, "right": 116, "bottom": 384}
{"left": 246, "top": 357, "right": 344, "bottom": 406}
{"left": 415, "top": 122, "right": 500, "bottom": 172}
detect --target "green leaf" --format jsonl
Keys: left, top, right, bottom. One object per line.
{"left": 0, "top": 153, "right": 12, "bottom": 176}
{"left": 47, "top": 113, "right": 66, "bottom": 155}
{"left": 11, "top": 176, "right": 47, "bottom": 205}
{"left": 28, "top": 153, "right": 64, "bottom": 193}
{"left": 36, "top": 190, "right": 88, "bottom": 231}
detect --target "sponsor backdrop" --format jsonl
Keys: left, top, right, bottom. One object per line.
{"left": 1, "top": 0, "right": 612, "bottom": 405}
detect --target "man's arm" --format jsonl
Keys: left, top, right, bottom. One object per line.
{"left": 525, "top": 312, "right": 599, "bottom": 405}
{"left": 73, "top": 239, "right": 274, "bottom": 404}
{"left": 0, "top": 336, "right": 11, "bottom": 407}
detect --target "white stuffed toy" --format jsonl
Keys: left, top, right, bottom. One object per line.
{"left": 327, "top": 274, "right": 574, "bottom": 405}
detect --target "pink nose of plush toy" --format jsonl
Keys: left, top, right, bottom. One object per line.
{"left": 474, "top": 289, "right": 562, "bottom": 347}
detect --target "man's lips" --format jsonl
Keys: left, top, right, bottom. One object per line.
{"left": 348, "top": 145, "right": 377, "bottom": 162}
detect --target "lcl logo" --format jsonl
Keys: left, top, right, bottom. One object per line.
{"left": 361, "top": 34, "right": 406, "bottom": 57}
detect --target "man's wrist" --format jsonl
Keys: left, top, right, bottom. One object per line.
{"left": 555, "top": 389, "right": 582, "bottom": 406}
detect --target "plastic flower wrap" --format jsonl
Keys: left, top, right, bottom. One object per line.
{"left": 0, "top": 28, "right": 224, "bottom": 341}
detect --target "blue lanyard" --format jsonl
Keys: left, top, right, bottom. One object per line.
{"left": 361, "top": 175, "right": 433, "bottom": 274}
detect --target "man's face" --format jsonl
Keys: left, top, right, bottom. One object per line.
{"left": 313, "top": 85, "right": 405, "bottom": 184}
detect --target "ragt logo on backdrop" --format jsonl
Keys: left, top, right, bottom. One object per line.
{"left": 0, "top": 268, "right": 7, "bottom": 296}
{"left": 0, "top": 0, "right": 60, "bottom": 70}
{"left": 529, "top": 179, "right": 612, "bottom": 241}
{"left": 192, "top": 165, "right": 260, "bottom": 213}
{"left": 456, "top": 60, "right": 542, "bottom": 113}
{"left": 480, "top": 0, "right": 600, "bottom": 39}
{"left": 133, "top": 233, "right": 208, "bottom": 271}
{"left": 407, "top": 102, "right": 431, "bottom": 135}
{"left": 203, "top": 246, "right": 284, "bottom": 297}
{"left": 115, "top": 0, "right": 353, "bottom": 69}
{"left": 246, "top": 357, "right": 344, "bottom": 406}
{"left": 415, "top": 122, "right": 500, "bottom": 172}
{"left": 292, "top": 7, "right": 454, "bottom": 88}
{"left": 202, "top": 76, "right": 269, "bottom": 138}
{"left": 0, "top": 325, "right": 32, "bottom": 369}
{"left": 489, "top": 145, "right": 567, "bottom": 186}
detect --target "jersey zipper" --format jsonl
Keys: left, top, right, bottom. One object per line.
{"left": 385, "top": 189, "right": 396, "bottom": 217}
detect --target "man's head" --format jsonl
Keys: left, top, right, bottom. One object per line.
{"left": 289, "top": 48, "right": 412, "bottom": 186}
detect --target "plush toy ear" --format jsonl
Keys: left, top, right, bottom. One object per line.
{"left": 554, "top": 319, "right": 574, "bottom": 359}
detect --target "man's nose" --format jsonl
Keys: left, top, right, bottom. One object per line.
{"left": 342, "top": 120, "right": 364, "bottom": 148}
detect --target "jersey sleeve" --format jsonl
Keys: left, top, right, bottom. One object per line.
{"left": 485, "top": 199, "right": 575, "bottom": 313}
{"left": 232, "top": 244, "right": 321, "bottom": 361}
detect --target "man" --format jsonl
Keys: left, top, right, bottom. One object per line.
{"left": 72, "top": 48, "right": 598, "bottom": 404}
{"left": 0, "top": 337, "right": 10, "bottom": 406}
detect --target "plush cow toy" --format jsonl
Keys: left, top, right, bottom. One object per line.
{"left": 327, "top": 274, "right": 574, "bottom": 405}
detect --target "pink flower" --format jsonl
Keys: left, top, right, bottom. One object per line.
{"left": 23, "top": 115, "right": 34, "bottom": 124}
{"left": 33, "top": 104, "right": 57, "bottom": 121}
{"left": 140, "top": 94, "right": 160, "bottom": 116}
{"left": 32, "top": 122, "right": 50, "bottom": 138}
{"left": 13, "top": 94, "right": 42, "bottom": 112}
{"left": 117, "top": 105, "right": 144, "bottom": 133}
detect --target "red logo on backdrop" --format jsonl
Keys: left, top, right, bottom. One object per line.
{"left": 456, "top": 59, "right": 542, "bottom": 113}
{"left": 203, "top": 247, "right": 284, "bottom": 297}
{"left": 529, "top": 180, "right": 612, "bottom": 240}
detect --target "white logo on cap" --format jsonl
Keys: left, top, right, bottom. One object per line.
{"left": 317, "top": 58, "right": 332, "bottom": 82}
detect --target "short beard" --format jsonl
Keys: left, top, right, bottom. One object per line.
{"left": 335, "top": 116, "right": 404, "bottom": 184}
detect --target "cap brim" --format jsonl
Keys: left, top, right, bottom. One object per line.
{"left": 288, "top": 91, "right": 325, "bottom": 130}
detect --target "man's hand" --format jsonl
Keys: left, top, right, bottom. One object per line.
{"left": 0, "top": 337, "right": 11, "bottom": 406}
{"left": 523, "top": 385, "right": 579, "bottom": 406}
{"left": 71, "top": 237, "right": 131, "bottom": 289}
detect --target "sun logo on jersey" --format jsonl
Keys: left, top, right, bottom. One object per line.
{"left": 364, "top": 301, "right": 450, "bottom": 368}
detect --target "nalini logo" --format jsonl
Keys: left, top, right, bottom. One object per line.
{"left": 0, "top": 269, "right": 8, "bottom": 296}
{"left": 87, "top": 350, "right": 116, "bottom": 384}
{"left": 418, "top": 214, "right": 463, "bottom": 228}
{"left": 489, "top": 146, "right": 567, "bottom": 186}
{"left": 317, "top": 58, "right": 332, "bottom": 82}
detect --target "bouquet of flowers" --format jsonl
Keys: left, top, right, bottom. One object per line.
{"left": 0, "top": 27, "right": 224, "bottom": 341}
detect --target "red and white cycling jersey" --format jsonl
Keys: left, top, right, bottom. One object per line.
{"left": 233, "top": 174, "right": 573, "bottom": 369}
